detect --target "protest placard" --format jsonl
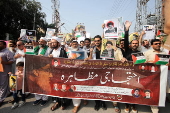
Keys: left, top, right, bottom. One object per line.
{"left": 104, "top": 19, "right": 119, "bottom": 38}
{"left": 9, "top": 74, "right": 17, "bottom": 91}
{"left": 69, "top": 51, "right": 85, "bottom": 59}
{"left": 20, "top": 29, "right": 28, "bottom": 42}
{"left": 142, "top": 25, "right": 155, "bottom": 40}
{"left": 45, "top": 28, "right": 55, "bottom": 40}
{"left": 26, "top": 30, "right": 36, "bottom": 42}
{"left": 100, "top": 38, "right": 116, "bottom": 59}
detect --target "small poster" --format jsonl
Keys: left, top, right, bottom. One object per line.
{"left": 20, "top": 29, "right": 27, "bottom": 38}
{"left": 143, "top": 25, "right": 155, "bottom": 39}
{"left": 104, "top": 19, "right": 119, "bottom": 38}
{"left": 26, "top": 30, "right": 36, "bottom": 42}
{"left": 0, "top": 57, "right": 4, "bottom": 72}
{"left": 154, "top": 54, "right": 170, "bottom": 65}
{"left": 9, "top": 74, "right": 17, "bottom": 91}
{"left": 100, "top": 38, "right": 116, "bottom": 59}
{"left": 118, "top": 17, "right": 124, "bottom": 38}
{"left": 69, "top": 51, "right": 85, "bottom": 59}
{"left": 131, "top": 52, "right": 146, "bottom": 64}
{"left": 45, "top": 28, "right": 55, "bottom": 39}
{"left": 20, "top": 29, "right": 28, "bottom": 42}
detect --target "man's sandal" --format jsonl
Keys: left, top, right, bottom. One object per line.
{"left": 51, "top": 102, "right": 59, "bottom": 111}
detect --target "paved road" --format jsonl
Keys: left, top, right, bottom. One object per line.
{"left": 0, "top": 94, "right": 170, "bottom": 113}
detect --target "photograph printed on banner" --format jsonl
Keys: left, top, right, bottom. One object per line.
{"left": 104, "top": 19, "right": 119, "bottom": 38}
{"left": 142, "top": 25, "right": 155, "bottom": 40}
{"left": 100, "top": 38, "right": 116, "bottom": 59}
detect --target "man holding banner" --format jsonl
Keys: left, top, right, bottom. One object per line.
{"left": 123, "top": 21, "right": 139, "bottom": 113}
{"left": 67, "top": 40, "right": 87, "bottom": 113}
{"left": 33, "top": 37, "right": 50, "bottom": 106}
{"left": 144, "top": 39, "right": 167, "bottom": 113}
{"left": 89, "top": 35, "right": 125, "bottom": 113}
{"left": 49, "top": 36, "right": 70, "bottom": 111}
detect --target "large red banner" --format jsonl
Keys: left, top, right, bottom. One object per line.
{"left": 24, "top": 55, "right": 167, "bottom": 106}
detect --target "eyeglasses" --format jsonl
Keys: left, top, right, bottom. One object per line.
{"left": 94, "top": 40, "right": 101, "bottom": 42}
{"left": 153, "top": 43, "right": 161, "bottom": 45}
{"left": 17, "top": 45, "right": 21, "bottom": 46}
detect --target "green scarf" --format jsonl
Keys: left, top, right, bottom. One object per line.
{"left": 33, "top": 45, "right": 48, "bottom": 55}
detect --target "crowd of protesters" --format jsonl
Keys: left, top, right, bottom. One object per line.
{"left": 0, "top": 21, "right": 170, "bottom": 113}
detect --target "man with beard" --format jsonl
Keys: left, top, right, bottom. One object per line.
{"left": 139, "top": 30, "right": 151, "bottom": 52}
{"left": 144, "top": 39, "right": 167, "bottom": 113}
{"left": 49, "top": 36, "right": 70, "bottom": 111}
{"left": 33, "top": 37, "right": 50, "bottom": 106}
{"left": 123, "top": 21, "right": 139, "bottom": 113}
{"left": 0, "top": 41, "right": 14, "bottom": 107}
{"left": 89, "top": 35, "right": 124, "bottom": 113}
{"left": 33, "top": 37, "right": 50, "bottom": 56}
{"left": 67, "top": 40, "right": 87, "bottom": 113}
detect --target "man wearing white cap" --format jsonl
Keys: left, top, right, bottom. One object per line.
{"left": 49, "top": 36, "right": 67, "bottom": 58}
{"left": 33, "top": 37, "right": 49, "bottom": 56}
{"left": 49, "top": 36, "right": 70, "bottom": 111}
{"left": 33, "top": 37, "right": 50, "bottom": 106}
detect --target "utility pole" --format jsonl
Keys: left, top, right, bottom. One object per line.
{"left": 135, "top": 0, "right": 149, "bottom": 32}
{"left": 51, "top": 0, "right": 60, "bottom": 33}
{"left": 155, "top": 0, "right": 164, "bottom": 31}
{"left": 135, "top": 0, "right": 164, "bottom": 32}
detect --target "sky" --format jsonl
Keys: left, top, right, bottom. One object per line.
{"left": 37, "top": 0, "right": 155, "bottom": 37}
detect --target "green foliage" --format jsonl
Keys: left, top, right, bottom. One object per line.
{"left": 0, "top": 0, "right": 52, "bottom": 40}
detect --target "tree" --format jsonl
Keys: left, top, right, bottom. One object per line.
{"left": 0, "top": 0, "right": 48, "bottom": 40}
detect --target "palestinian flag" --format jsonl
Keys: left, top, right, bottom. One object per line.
{"left": 156, "top": 30, "right": 161, "bottom": 37}
{"left": 75, "top": 32, "right": 81, "bottom": 38}
{"left": 154, "top": 54, "right": 170, "bottom": 65}
{"left": 24, "top": 46, "right": 35, "bottom": 55}
{"left": 131, "top": 52, "right": 146, "bottom": 64}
